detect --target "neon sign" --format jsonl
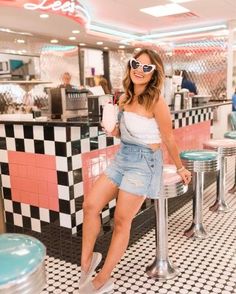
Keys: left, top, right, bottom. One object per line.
{"left": 0, "top": 0, "right": 90, "bottom": 27}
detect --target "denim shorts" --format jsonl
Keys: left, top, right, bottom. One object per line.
{"left": 104, "top": 141, "right": 163, "bottom": 199}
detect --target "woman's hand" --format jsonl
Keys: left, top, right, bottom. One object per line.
{"left": 177, "top": 167, "right": 192, "bottom": 185}
{"left": 101, "top": 123, "right": 120, "bottom": 138}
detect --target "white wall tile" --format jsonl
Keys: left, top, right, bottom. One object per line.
{"left": 75, "top": 210, "right": 83, "bottom": 226}
{"left": 0, "top": 150, "right": 8, "bottom": 162}
{"left": 81, "top": 138, "right": 90, "bottom": 153}
{"left": 58, "top": 185, "right": 70, "bottom": 200}
{"left": 24, "top": 139, "right": 35, "bottom": 153}
{"left": 44, "top": 141, "right": 56, "bottom": 155}
{"left": 72, "top": 154, "right": 82, "bottom": 170}
{"left": 0, "top": 124, "right": 6, "bottom": 137}
{"left": 21, "top": 204, "right": 31, "bottom": 217}
{"left": 13, "top": 213, "right": 23, "bottom": 227}
{"left": 39, "top": 208, "right": 50, "bottom": 223}
{"left": 59, "top": 213, "right": 72, "bottom": 228}
{"left": 74, "top": 182, "right": 84, "bottom": 198}
{"left": 31, "top": 218, "right": 41, "bottom": 232}
{"left": 98, "top": 135, "right": 107, "bottom": 149}
{"left": 1, "top": 175, "right": 10, "bottom": 188}
{"left": 56, "top": 156, "right": 68, "bottom": 172}
{"left": 54, "top": 127, "right": 66, "bottom": 142}
{"left": 33, "top": 125, "right": 44, "bottom": 140}
{"left": 4, "top": 199, "right": 13, "bottom": 212}
{"left": 6, "top": 138, "right": 16, "bottom": 151}
{"left": 71, "top": 127, "right": 81, "bottom": 141}
{"left": 13, "top": 125, "right": 24, "bottom": 138}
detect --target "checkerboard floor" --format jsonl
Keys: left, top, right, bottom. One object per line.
{"left": 41, "top": 167, "right": 236, "bottom": 294}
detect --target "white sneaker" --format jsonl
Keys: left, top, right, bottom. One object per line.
{"left": 79, "top": 252, "right": 102, "bottom": 287}
{"left": 79, "top": 278, "right": 114, "bottom": 294}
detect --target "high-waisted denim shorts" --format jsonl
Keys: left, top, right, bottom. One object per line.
{"left": 104, "top": 141, "right": 163, "bottom": 199}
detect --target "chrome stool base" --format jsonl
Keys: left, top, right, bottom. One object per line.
{"left": 228, "top": 184, "right": 236, "bottom": 194}
{"left": 184, "top": 223, "right": 208, "bottom": 239}
{"left": 209, "top": 201, "right": 231, "bottom": 213}
{"left": 146, "top": 258, "right": 179, "bottom": 280}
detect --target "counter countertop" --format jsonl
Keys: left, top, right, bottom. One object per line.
{"left": 0, "top": 101, "right": 231, "bottom": 126}
{"left": 169, "top": 101, "right": 231, "bottom": 114}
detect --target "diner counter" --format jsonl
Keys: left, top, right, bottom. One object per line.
{"left": 0, "top": 101, "right": 232, "bottom": 261}
{"left": 0, "top": 101, "right": 231, "bottom": 126}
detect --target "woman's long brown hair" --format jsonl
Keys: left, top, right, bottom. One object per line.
{"left": 121, "top": 49, "right": 165, "bottom": 110}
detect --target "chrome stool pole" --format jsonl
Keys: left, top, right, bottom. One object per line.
{"left": 204, "top": 139, "right": 236, "bottom": 213}
{"left": 146, "top": 165, "right": 188, "bottom": 280}
{"left": 180, "top": 150, "right": 219, "bottom": 239}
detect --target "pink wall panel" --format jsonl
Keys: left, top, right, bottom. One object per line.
{"left": 82, "top": 145, "right": 119, "bottom": 197}
{"left": 162, "top": 121, "right": 211, "bottom": 164}
{"left": 8, "top": 151, "right": 59, "bottom": 211}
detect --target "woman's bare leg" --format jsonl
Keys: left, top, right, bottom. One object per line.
{"left": 81, "top": 174, "right": 118, "bottom": 272}
{"left": 92, "top": 190, "right": 146, "bottom": 288}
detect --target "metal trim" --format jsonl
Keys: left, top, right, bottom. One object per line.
{"left": 181, "top": 159, "right": 220, "bottom": 173}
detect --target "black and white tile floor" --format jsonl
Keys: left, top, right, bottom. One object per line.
{"left": 42, "top": 166, "right": 236, "bottom": 294}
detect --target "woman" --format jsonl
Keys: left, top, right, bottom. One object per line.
{"left": 79, "top": 49, "right": 192, "bottom": 294}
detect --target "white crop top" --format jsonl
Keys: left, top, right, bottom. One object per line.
{"left": 123, "top": 111, "right": 162, "bottom": 144}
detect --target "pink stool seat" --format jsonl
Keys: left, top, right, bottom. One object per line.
{"left": 162, "top": 165, "right": 187, "bottom": 199}
{"left": 203, "top": 139, "right": 236, "bottom": 157}
{"left": 203, "top": 139, "right": 236, "bottom": 148}
{"left": 163, "top": 165, "right": 182, "bottom": 186}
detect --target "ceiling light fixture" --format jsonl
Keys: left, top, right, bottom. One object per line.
{"left": 119, "top": 45, "right": 125, "bottom": 49}
{"left": 140, "top": 3, "right": 189, "bottom": 18}
{"left": 169, "top": 0, "right": 193, "bottom": 3}
{"left": 50, "top": 39, "right": 59, "bottom": 43}
{"left": 96, "top": 41, "right": 103, "bottom": 45}
{"left": 79, "top": 43, "right": 86, "bottom": 46}
{"left": 16, "top": 39, "right": 25, "bottom": 44}
{"left": 104, "top": 47, "right": 109, "bottom": 50}
{"left": 40, "top": 14, "right": 49, "bottom": 18}
{"left": 89, "top": 24, "right": 137, "bottom": 39}
{"left": 69, "top": 36, "right": 76, "bottom": 40}
{"left": 130, "top": 24, "right": 227, "bottom": 42}
{"left": 72, "top": 30, "right": 80, "bottom": 34}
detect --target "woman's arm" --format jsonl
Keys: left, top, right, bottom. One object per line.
{"left": 154, "top": 96, "right": 182, "bottom": 168}
{"left": 154, "top": 96, "right": 191, "bottom": 184}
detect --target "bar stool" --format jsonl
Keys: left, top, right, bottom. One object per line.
{"left": 0, "top": 233, "right": 46, "bottom": 294}
{"left": 224, "top": 131, "right": 236, "bottom": 193}
{"left": 146, "top": 164, "right": 188, "bottom": 280}
{"left": 203, "top": 139, "right": 236, "bottom": 212}
{"left": 180, "top": 150, "right": 219, "bottom": 239}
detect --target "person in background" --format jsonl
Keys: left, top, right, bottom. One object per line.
{"left": 181, "top": 70, "right": 198, "bottom": 95}
{"left": 78, "top": 49, "right": 192, "bottom": 294}
{"left": 58, "top": 72, "right": 73, "bottom": 90}
{"left": 98, "top": 76, "right": 111, "bottom": 94}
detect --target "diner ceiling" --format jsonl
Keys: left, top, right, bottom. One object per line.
{"left": 0, "top": 0, "right": 236, "bottom": 51}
